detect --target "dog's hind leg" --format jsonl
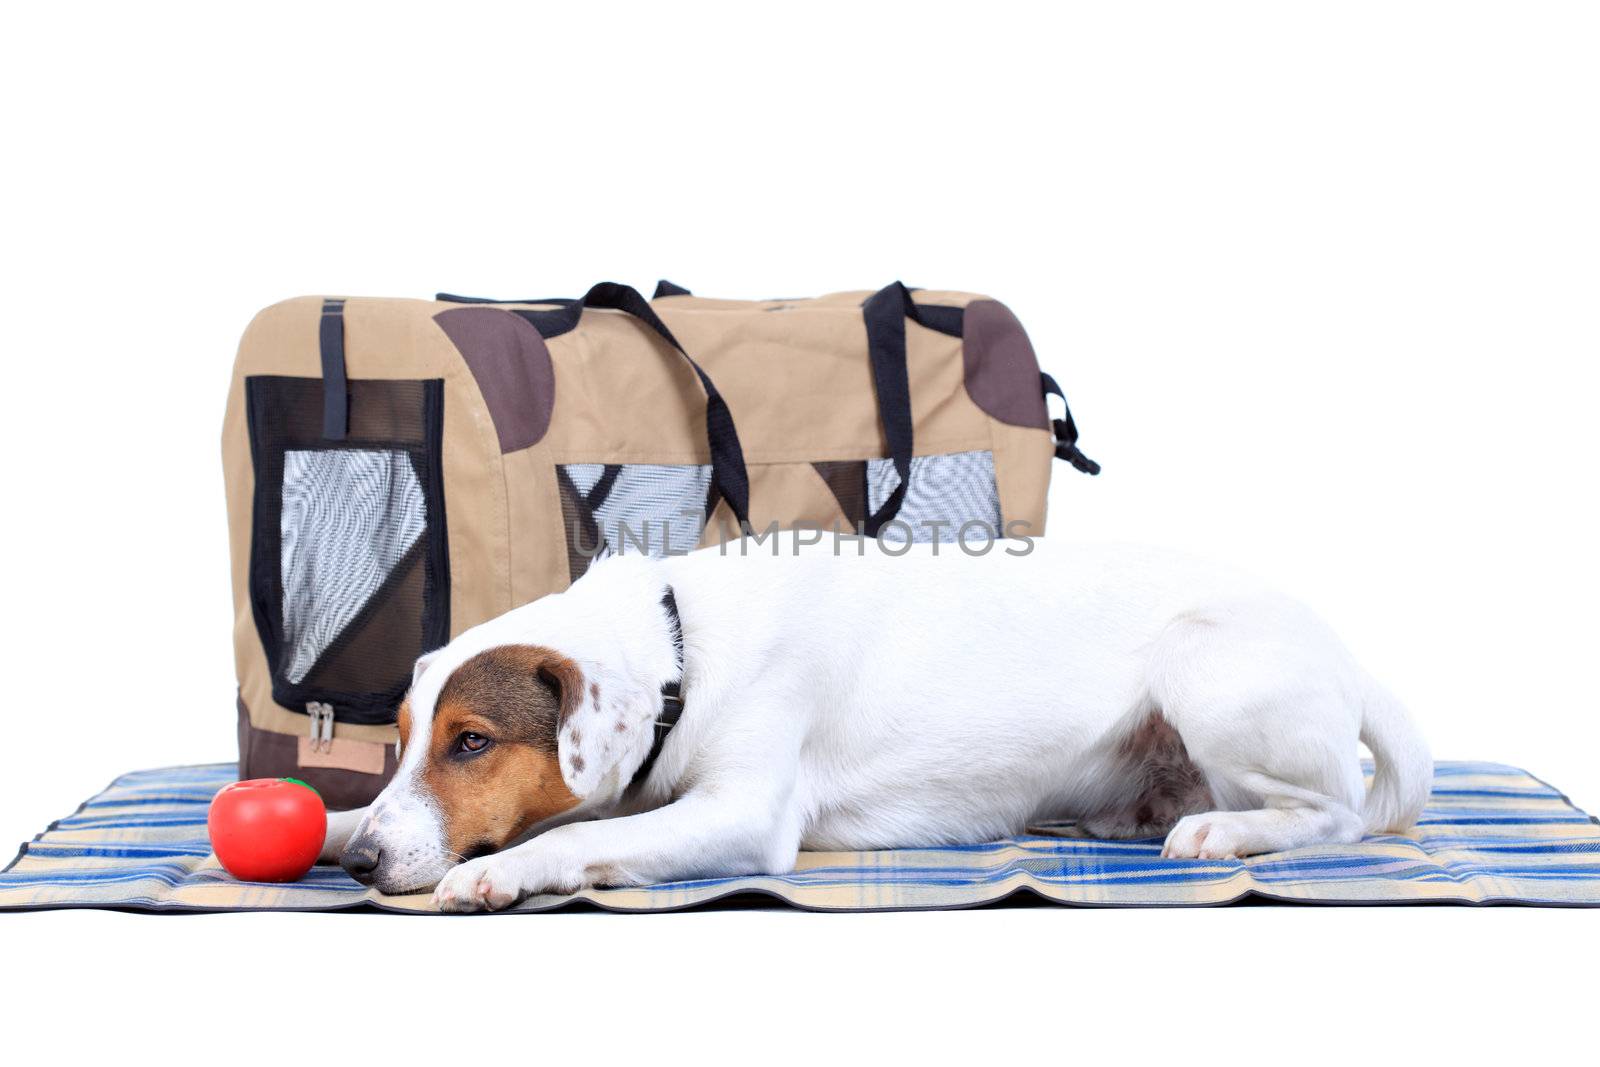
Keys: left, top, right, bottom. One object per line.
{"left": 1143, "top": 600, "right": 1370, "bottom": 860}
{"left": 1160, "top": 784, "right": 1363, "bottom": 859}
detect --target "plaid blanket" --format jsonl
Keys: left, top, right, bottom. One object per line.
{"left": 3, "top": 761, "right": 1597, "bottom": 911}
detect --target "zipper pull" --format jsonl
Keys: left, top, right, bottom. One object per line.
{"left": 305, "top": 702, "right": 335, "bottom": 753}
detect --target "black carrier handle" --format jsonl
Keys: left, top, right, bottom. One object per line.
{"left": 640, "top": 280, "right": 965, "bottom": 536}
{"left": 319, "top": 298, "right": 348, "bottom": 440}
{"left": 437, "top": 283, "right": 752, "bottom": 527}
{"left": 858, "top": 281, "right": 966, "bottom": 535}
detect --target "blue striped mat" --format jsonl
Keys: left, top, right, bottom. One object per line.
{"left": 3, "top": 761, "right": 1597, "bottom": 911}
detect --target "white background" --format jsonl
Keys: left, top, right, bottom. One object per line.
{"left": 2, "top": 1, "right": 1595, "bottom": 1060}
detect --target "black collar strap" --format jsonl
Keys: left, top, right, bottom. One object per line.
{"left": 630, "top": 587, "right": 684, "bottom": 788}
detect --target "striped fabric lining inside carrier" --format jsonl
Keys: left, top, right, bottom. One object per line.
{"left": 3, "top": 761, "right": 1597, "bottom": 912}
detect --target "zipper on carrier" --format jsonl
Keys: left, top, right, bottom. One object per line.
{"left": 306, "top": 701, "right": 336, "bottom": 752}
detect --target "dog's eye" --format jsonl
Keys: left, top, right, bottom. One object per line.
{"left": 455, "top": 732, "right": 491, "bottom": 755}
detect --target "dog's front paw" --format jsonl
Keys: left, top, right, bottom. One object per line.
{"left": 432, "top": 856, "right": 527, "bottom": 913}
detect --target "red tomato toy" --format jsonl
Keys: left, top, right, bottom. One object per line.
{"left": 208, "top": 777, "right": 327, "bottom": 883}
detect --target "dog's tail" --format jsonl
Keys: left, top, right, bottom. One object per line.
{"left": 1358, "top": 677, "right": 1432, "bottom": 834}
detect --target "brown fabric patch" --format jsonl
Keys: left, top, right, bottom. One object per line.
{"left": 296, "top": 735, "right": 388, "bottom": 775}
{"left": 433, "top": 307, "right": 556, "bottom": 452}
{"left": 421, "top": 645, "right": 580, "bottom": 856}
{"left": 811, "top": 460, "right": 868, "bottom": 526}
{"left": 962, "top": 299, "right": 1049, "bottom": 430}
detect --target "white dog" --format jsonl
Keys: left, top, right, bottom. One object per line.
{"left": 322, "top": 539, "right": 1430, "bottom": 912}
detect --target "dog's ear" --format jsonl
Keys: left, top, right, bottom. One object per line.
{"left": 537, "top": 655, "right": 657, "bottom": 798}
{"left": 401, "top": 652, "right": 442, "bottom": 759}
{"left": 412, "top": 648, "right": 442, "bottom": 685}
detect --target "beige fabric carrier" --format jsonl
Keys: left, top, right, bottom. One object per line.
{"left": 221, "top": 281, "right": 1099, "bottom": 807}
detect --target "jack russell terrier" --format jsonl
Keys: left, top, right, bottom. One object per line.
{"left": 320, "top": 540, "right": 1431, "bottom": 911}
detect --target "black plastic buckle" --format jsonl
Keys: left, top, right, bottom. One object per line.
{"left": 1045, "top": 397, "right": 1100, "bottom": 476}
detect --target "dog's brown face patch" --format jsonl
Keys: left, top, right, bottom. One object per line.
{"left": 421, "top": 645, "right": 581, "bottom": 858}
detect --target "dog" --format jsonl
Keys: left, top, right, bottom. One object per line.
{"left": 320, "top": 539, "right": 1431, "bottom": 912}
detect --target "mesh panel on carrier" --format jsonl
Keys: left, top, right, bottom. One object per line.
{"left": 245, "top": 376, "right": 448, "bottom": 723}
{"left": 867, "top": 449, "right": 1002, "bottom": 542}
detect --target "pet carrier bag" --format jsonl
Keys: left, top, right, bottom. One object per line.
{"left": 221, "top": 280, "right": 1098, "bottom": 806}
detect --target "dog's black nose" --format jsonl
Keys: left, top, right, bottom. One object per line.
{"left": 340, "top": 837, "right": 382, "bottom": 885}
